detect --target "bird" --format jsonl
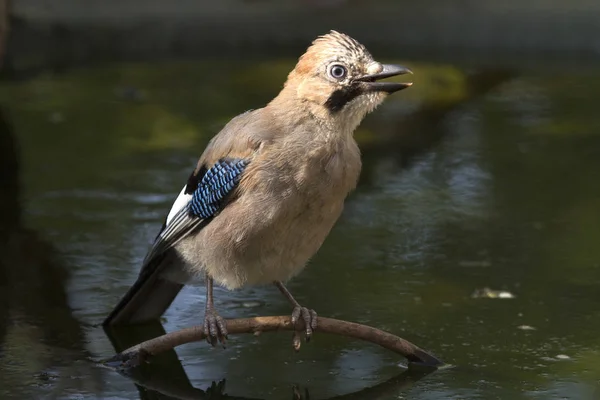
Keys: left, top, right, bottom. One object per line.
{"left": 103, "top": 31, "right": 412, "bottom": 347}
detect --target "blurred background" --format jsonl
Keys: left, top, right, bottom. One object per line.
{"left": 1, "top": 0, "right": 600, "bottom": 399}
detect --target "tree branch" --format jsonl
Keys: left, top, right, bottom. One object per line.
{"left": 105, "top": 316, "right": 443, "bottom": 369}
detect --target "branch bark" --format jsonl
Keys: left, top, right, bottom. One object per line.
{"left": 105, "top": 316, "right": 443, "bottom": 369}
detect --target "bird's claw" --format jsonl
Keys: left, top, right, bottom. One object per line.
{"left": 290, "top": 306, "right": 317, "bottom": 341}
{"left": 203, "top": 309, "right": 228, "bottom": 347}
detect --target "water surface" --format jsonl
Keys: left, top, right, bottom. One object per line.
{"left": 1, "top": 60, "right": 599, "bottom": 399}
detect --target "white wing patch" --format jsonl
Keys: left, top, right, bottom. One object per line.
{"left": 166, "top": 186, "right": 192, "bottom": 225}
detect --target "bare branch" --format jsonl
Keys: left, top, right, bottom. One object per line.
{"left": 105, "top": 316, "right": 442, "bottom": 369}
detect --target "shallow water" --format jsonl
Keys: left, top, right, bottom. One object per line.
{"left": 1, "top": 59, "right": 600, "bottom": 399}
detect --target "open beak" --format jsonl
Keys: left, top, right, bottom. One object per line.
{"left": 355, "top": 64, "right": 413, "bottom": 94}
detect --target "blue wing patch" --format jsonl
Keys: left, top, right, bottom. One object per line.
{"left": 189, "top": 158, "right": 249, "bottom": 219}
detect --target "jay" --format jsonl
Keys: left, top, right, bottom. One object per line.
{"left": 103, "top": 31, "right": 412, "bottom": 347}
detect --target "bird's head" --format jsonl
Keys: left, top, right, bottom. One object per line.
{"left": 280, "top": 30, "right": 412, "bottom": 133}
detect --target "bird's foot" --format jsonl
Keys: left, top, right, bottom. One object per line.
{"left": 291, "top": 306, "right": 317, "bottom": 342}
{"left": 203, "top": 307, "right": 228, "bottom": 347}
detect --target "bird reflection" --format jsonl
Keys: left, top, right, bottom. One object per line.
{"left": 115, "top": 356, "right": 433, "bottom": 400}
{"left": 136, "top": 369, "right": 435, "bottom": 400}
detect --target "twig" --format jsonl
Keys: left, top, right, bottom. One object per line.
{"left": 105, "top": 316, "right": 443, "bottom": 369}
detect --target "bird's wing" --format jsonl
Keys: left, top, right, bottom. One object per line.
{"left": 103, "top": 110, "right": 274, "bottom": 325}
{"left": 142, "top": 157, "right": 250, "bottom": 267}
{"left": 137, "top": 107, "right": 271, "bottom": 278}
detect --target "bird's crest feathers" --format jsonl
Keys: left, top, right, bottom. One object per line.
{"left": 293, "top": 30, "right": 372, "bottom": 76}
{"left": 311, "top": 30, "right": 370, "bottom": 59}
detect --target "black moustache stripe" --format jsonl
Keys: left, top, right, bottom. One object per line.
{"left": 324, "top": 85, "right": 362, "bottom": 113}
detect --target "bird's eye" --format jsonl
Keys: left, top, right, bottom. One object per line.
{"left": 328, "top": 64, "right": 347, "bottom": 80}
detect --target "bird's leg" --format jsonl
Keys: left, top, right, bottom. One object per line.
{"left": 204, "top": 273, "right": 227, "bottom": 347}
{"left": 274, "top": 281, "right": 317, "bottom": 341}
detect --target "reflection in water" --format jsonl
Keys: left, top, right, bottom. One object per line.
{"left": 116, "top": 351, "right": 433, "bottom": 400}
{"left": 129, "top": 369, "right": 434, "bottom": 400}
{"left": 105, "top": 322, "right": 196, "bottom": 400}
{"left": 105, "top": 320, "right": 437, "bottom": 400}
{"left": 0, "top": 108, "right": 101, "bottom": 398}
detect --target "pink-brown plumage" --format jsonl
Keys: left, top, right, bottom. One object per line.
{"left": 104, "top": 31, "right": 412, "bottom": 331}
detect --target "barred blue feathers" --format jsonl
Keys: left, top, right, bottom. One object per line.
{"left": 189, "top": 158, "right": 249, "bottom": 219}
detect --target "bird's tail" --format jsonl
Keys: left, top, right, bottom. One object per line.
{"left": 103, "top": 253, "right": 184, "bottom": 326}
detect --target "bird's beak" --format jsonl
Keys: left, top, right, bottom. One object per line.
{"left": 355, "top": 64, "right": 413, "bottom": 94}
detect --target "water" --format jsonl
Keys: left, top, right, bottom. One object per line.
{"left": 1, "top": 58, "right": 600, "bottom": 399}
